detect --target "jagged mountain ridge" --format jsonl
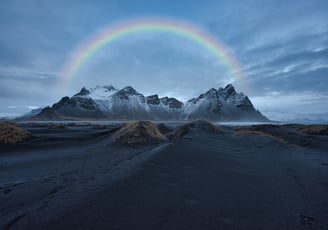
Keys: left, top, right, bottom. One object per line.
{"left": 29, "top": 84, "right": 268, "bottom": 121}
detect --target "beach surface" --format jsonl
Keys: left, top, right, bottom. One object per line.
{"left": 1, "top": 122, "right": 328, "bottom": 229}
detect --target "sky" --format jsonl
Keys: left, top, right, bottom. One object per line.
{"left": 0, "top": 0, "right": 328, "bottom": 121}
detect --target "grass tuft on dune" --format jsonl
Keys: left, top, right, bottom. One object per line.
{"left": 112, "top": 121, "right": 167, "bottom": 146}
{"left": 234, "top": 130, "right": 286, "bottom": 143}
{"left": 157, "top": 123, "right": 174, "bottom": 134}
{"left": 298, "top": 125, "right": 328, "bottom": 135}
{"left": 47, "top": 123, "right": 66, "bottom": 129}
{"left": 172, "top": 119, "right": 222, "bottom": 139}
{"left": 91, "top": 124, "right": 107, "bottom": 129}
{"left": 0, "top": 122, "right": 31, "bottom": 144}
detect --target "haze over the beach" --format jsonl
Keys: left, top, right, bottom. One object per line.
{"left": 0, "top": 0, "right": 327, "bottom": 121}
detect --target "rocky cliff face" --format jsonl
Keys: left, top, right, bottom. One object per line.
{"left": 185, "top": 84, "right": 266, "bottom": 121}
{"left": 27, "top": 84, "right": 268, "bottom": 121}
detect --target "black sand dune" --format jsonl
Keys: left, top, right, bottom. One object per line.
{"left": 235, "top": 124, "right": 328, "bottom": 151}
{"left": 0, "top": 121, "right": 328, "bottom": 229}
{"left": 112, "top": 121, "right": 167, "bottom": 145}
{"left": 298, "top": 125, "right": 328, "bottom": 135}
{"left": 171, "top": 119, "right": 222, "bottom": 139}
{"left": 0, "top": 122, "right": 31, "bottom": 144}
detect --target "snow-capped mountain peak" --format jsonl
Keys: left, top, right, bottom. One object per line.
{"left": 119, "top": 86, "right": 140, "bottom": 95}
{"left": 28, "top": 84, "right": 268, "bottom": 121}
{"left": 103, "top": 85, "right": 116, "bottom": 91}
{"left": 74, "top": 85, "right": 118, "bottom": 100}
{"left": 218, "top": 84, "right": 236, "bottom": 100}
{"left": 74, "top": 87, "right": 90, "bottom": 97}
{"left": 146, "top": 95, "right": 160, "bottom": 105}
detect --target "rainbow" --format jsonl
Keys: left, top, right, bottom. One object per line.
{"left": 59, "top": 17, "right": 246, "bottom": 89}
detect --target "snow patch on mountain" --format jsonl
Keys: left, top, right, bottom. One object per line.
{"left": 26, "top": 84, "right": 268, "bottom": 121}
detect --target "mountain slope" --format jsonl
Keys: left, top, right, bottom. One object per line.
{"left": 27, "top": 84, "right": 268, "bottom": 121}
{"left": 185, "top": 85, "right": 266, "bottom": 121}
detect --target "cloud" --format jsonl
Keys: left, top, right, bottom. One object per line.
{"left": 0, "top": 66, "right": 59, "bottom": 88}
{"left": 68, "top": 33, "right": 235, "bottom": 99}
{"left": 259, "top": 48, "right": 328, "bottom": 68}
{"left": 0, "top": 0, "right": 327, "bottom": 119}
{"left": 252, "top": 92, "right": 328, "bottom": 121}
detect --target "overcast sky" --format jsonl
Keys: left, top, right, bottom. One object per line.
{"left": 0, "top": 0, "right": 327, "bottom": 120}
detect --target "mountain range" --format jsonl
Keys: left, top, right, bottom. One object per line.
{"left": 25, "top": 84, "right": 268, "bottom": 121}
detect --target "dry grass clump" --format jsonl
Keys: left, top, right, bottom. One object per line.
{"left": 112, "top": 121, "right": 167, "bottom": 145}
{"left": 298, "top": 125, "right": 328, "bottom": 135}
{"left": 172, "top": 119, "right": 222, "bottom": 139}
{"left": 157, "top": 123, "right": 173, "bottom": 134}
{"left": 66, "top": 122, "right": 82, "bottom": 127}
{"left": 234, "top": 130, "right": 286, "bottom": 143}
{"left": 25, "top": 122, "right": 44, "bottom": 128}
{"left": 0, "top": 122, "right": 31, "bottom": 144}
{"left": 172, "top": 125, "right": 191, "bottom": 139}
{"left": 91, "top": 124, "right": 107, "bottom": 129}
{"left": 47, "top": 123, "right": 66, "bottom": 129}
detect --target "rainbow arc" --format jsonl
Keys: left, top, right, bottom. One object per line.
{"left": 58, "top": 17, "right": 246, "bottom": 90}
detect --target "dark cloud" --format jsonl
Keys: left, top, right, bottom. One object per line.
{"left": 247, "top": 66, "right": 328, "bottom": 96}
{"left": 0, "top": 85, "right": 22, "bottom": 98}
{"left": 260, "top": 48, "right": 328, "bottom": 67}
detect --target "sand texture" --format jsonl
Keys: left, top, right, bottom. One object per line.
{"left": 0, "top": 121, "right": 328, "bottom": 229}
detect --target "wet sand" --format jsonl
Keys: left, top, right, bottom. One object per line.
{"left": 1, "top": 122, "right": 328, "bottom": 229}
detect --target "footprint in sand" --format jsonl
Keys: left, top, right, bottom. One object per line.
{"left": 4, "top": 213, "right": 27, "bottom": 230}
{"left": 165, "top": 181, "right": 178, "bottom": 186}
{"left": 3, "top": 188, "right": 13, "bottom": 194}
{"left": 160, "top": 172, "right": 171, "bottom": 177}
{"left": 182, "top": 166, "right": 193, "bottom": 169}
{"left": 47, "top": 186, "right": 62, "bottom": 198}
{"left": 300, "top": 214, "right": 315, "bottom": 226}
{"left": 319, "top": 181, "right": 328, "bottom": 188}
{"left": 219, "top": 216, "right": 234, "bottom": 225}
{"left": 184, "top": 197, "right": 197, "bottom": 205}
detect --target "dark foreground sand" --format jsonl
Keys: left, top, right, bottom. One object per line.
{"left": 0, "top": 122, "right": 328, "bottom": 229}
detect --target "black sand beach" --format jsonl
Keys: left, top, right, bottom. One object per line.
{"left": 1, "top": 121, "right": 328, "bottom": 229}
